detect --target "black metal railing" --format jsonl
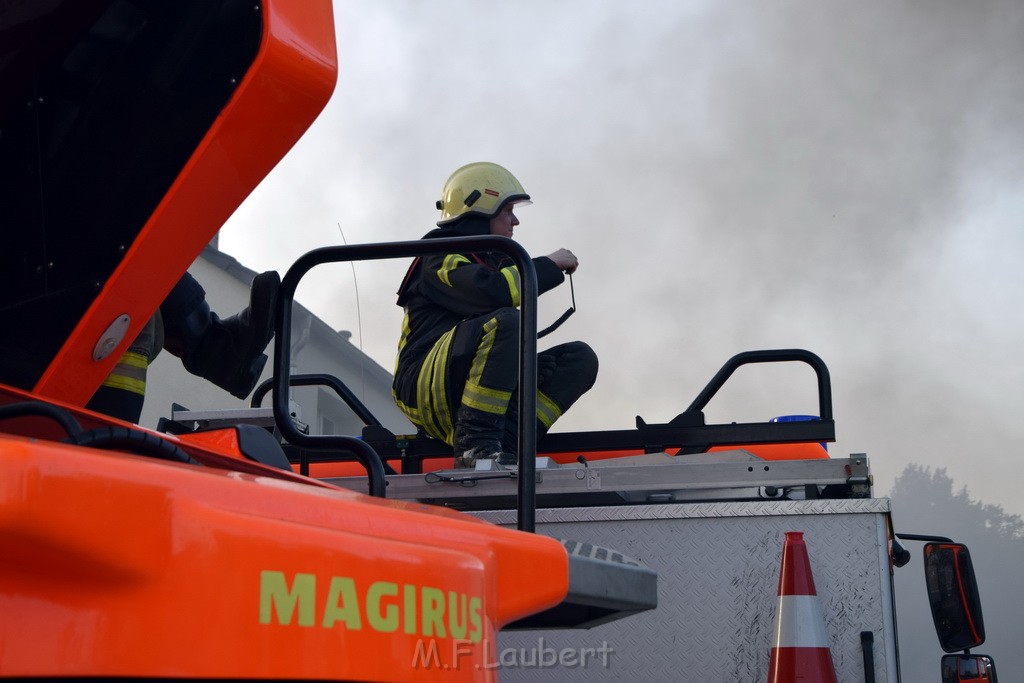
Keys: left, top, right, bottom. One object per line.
{"left": 270, "top": 235, "right": 541, "bottom": 531}
{"left": 684, "top": 349, "right": 832, "bottom": 419}
{"left": 267, "top": 239, "right": 838, "bottom": 532}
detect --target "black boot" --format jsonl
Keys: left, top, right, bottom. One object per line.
{"left": 162, "top": 271, "right": 280, "bottom": 399}
{"left": 452, "top": 405, "right": 511, "bottom": 468}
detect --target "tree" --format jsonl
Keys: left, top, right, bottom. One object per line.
{"left": 890, "top": 464, "right": 1024, "bottom": 541}
{"left": 887, "top": 464, "right": 1022, "bottom": 683}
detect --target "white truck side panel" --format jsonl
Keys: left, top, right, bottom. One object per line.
{"left": 480, "top": 498, "right": 899, "bottom": 682}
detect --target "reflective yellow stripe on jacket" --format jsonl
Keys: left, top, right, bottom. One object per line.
{"left": 499, "top": 266, "right": 521, "bottom": 306}
{"left": 437, "top": 254, "right": 470, "bottom": 287}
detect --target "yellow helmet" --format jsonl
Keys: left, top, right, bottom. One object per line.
{"left": 436, "top": 162, "right": 531, "bottom": 225}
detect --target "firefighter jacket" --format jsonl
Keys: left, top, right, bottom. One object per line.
{"left": 393, "top": 216, "right": 566, "bottom": 400}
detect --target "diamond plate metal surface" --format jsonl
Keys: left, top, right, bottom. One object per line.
{"left": 477, "top": 498, "right": 892, "bottom": 527}
{"left": 488, "top": 500, "right": 896, "bottom": 682}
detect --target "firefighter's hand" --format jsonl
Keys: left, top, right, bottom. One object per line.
{"left": 547, "top": 248, "right": 579, "bottom": 274}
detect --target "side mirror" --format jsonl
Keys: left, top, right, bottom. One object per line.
{"left": 941, "top": 653, "right": 998, "bottom": 683}
{"left": 924, "top": 542, "right": 985, "bottom": 652}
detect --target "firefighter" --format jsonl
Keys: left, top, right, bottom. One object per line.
{"left": 87, "top": 270, "right": 279, "bottom": 423}
{"left": 393, "top": 162, "right": 598, "bottom": 467}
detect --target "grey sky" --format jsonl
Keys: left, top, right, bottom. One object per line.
{"left": 220, "top": 0, "right": 1024, "bottom": 517}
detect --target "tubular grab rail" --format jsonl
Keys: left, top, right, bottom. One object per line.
{"left": 251, "top": 373, "right": 386, "bottom": 478}
{"left": 251, "top": 374, "right": 383, "bottom": 428}
{"left": 684, "top": 349, "right": 833, "bottom": 421}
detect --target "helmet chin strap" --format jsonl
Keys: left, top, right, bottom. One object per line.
{"left": 538, "top": 273, "right": 575, "bottom": 339}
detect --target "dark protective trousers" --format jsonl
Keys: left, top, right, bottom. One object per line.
{"left": 401, "top": 306, "right": 598, "bottom": 454}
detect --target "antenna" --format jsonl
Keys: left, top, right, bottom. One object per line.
{"left": 337, "top": 223, "right": 367, "bottom": 399}
{"left": 336, "top": 223, "right": 364, "bottom": 351}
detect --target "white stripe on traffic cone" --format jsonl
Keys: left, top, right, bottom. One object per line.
{"left": 767, "top": 531, "right": 838, "bottom": 683}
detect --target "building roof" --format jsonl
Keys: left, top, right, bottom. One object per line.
{"left": 198, "top": 243, "right": 396, "bottom": 389}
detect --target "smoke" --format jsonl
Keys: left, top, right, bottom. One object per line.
{"left": 220, "top": 0, "right": 1024, "bottom": 516}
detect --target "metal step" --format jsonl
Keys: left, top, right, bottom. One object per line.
{"left": 326, "top": 454, "right": 871, "bottom": 509}
{"left": 503, "top": 538, "right": 658, "bottom": 630}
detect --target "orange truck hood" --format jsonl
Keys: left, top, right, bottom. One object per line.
{"left": 0, "top": 0, "right": 335, "bottom": 406}
{"left": 0, "top": 434, "right": 569, "bottom": 680}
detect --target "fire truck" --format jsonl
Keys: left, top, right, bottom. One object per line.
{"left": 0, "top": 1, "right": 996, "bottom": 681}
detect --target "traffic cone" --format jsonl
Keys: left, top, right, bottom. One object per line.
{"left": 767, "top": 531, "right": 838, "bottom": 682}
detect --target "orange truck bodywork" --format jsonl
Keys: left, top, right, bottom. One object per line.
{"left": 297, "top": 442, "right": 829, "bottom": 479}
{"left": 0, "top": 425, "right": 568, "bottom": 680}
{"left": 0, "top": 1, "right": 571, "bottom": 679}
{"left": 34, "top": 0, "right": 338, "bottom": 406}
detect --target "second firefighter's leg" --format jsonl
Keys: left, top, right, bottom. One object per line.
{"left": 161, "top": 270, "right": 279, "bottom": 399}
{"left": 86, "top": 315, "right": 164, "bottom": 423}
